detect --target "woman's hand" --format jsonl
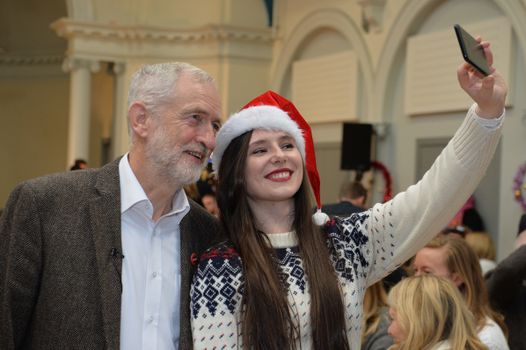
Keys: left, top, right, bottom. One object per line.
{"left": 457, "top": 39, "right": 508, "bottom": 118}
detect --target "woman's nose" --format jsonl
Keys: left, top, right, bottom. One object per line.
{"left": 271, "top": 147, "right": 286, "bottom": 163}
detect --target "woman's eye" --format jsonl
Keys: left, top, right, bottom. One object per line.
{"left": 251, "top": 148, "right": 266, "bottom": 154}
{"left": 282, "top": 143, "right": 294, "bottom": 150}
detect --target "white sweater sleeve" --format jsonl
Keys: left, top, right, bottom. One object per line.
{"left": 365, "top": 104, "right": 504, "bottom": 285}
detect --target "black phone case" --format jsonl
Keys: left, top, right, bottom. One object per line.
{"left": 454, "top": 24, "right": 490, "bottom": 76}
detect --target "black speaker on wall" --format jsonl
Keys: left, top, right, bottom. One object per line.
{"left": 340, "top": 123, "right": 373, "bottom": 171}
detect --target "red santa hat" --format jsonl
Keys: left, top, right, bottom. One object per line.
{"left": 212, "top": 90, "right": 329, "bottom": 225}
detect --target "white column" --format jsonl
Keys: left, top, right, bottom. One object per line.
{"left": 63, "top": 57, "right": 100, "bottom": 167}
{"left": 110, "top": 62, "right": 130, "bottom": 159}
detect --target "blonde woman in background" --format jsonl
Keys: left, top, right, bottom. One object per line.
{"left": 362, "top": 281, "right": 394, "bottom": 350}
{"left": 413, "top": 236, "right": 508, "bottom": 349}
{"left": 465, "top": 231, "right": 497, "bottom": 275}
{"left": 387, "top": 275, "right": 487, "bottom": 350}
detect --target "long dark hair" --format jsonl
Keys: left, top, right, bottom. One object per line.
{"left": 217, "top": 130, "right": 349, "bottom": 349}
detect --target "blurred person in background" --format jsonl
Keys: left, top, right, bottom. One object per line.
{"left": 465, "top": 231, "right": 497, "bottom": 275}
{"left": 413, "top": 236, "right": 508, "bottom": 349}
{"left": 69, "top": 158, "right": 88, "bottom": 171}
{"left": 322, "top": 180, "right": 368, "bottom": 217}
{"left": 362, "top": 281, "right": 394, "bottom": 350}
{"left": 485, "top": 214, "right": 526, "bottom": 350}
{"left": 387, "top": 275, "right": 487, "bottom": 350}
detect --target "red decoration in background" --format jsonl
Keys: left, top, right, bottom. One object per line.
{"left": 370, "top": 161, "right": 392, "bottom": 203}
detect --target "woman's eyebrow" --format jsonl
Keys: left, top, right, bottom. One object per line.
{"left": 279, "top": 135, "right": 295, "bottom": 142}
{"left": 248, "top": 139, "right": 268, "bottom": 148}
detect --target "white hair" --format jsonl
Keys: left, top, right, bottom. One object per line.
{"left": 127, "top": 62, "right": 216, "bottom": 138}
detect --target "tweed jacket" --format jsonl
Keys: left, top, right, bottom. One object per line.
{"left": 0, "top": 158, "right": 222, "bottom": 350}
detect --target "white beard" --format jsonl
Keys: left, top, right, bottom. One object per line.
{"left": 145, "top": 127, "right": 208, "bottom": 187}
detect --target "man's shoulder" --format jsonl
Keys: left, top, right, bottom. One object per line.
{"left": 11, "top": 160, "right": 120, "bottom": 202}
{"left": 322, "top": 201, "right": 364, "bottom": 216}
{"left": 322, "top": 202, "right": 342, "bottom": 211}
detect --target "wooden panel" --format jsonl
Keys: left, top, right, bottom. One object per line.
{"left": 405, "top": 17, "right": 512, "bottom": 115}
{"left": 292, "top": 51, "right": 357, "bottom": 123}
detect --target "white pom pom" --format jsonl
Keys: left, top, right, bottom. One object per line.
{"left": 312, "top": 209, "right": 329, "bottom": 226}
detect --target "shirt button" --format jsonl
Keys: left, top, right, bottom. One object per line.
{"left": 152, "top": 271, "right": 158, "bottom": 278}
{"left": 147, "top": 316, "right": 154, "bottom": 324}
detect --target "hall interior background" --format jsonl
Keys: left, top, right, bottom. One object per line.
{"left": 1, "top": 0, "right": 525, "bottom": 260}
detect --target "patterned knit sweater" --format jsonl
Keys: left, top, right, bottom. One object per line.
{"left": 190, "top": 104, "right": 503, "bottom": 349}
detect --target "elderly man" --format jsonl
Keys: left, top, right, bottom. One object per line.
{"left": 0, "top": 62, "right": 223, "bottom": 349}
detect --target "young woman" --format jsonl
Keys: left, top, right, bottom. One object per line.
{"left": 190, "top": 41, "right": 507, "bottom": 349}
{"left": 413, "top": 236, "right": 508, "bottom": 349}
{"left": 387, "top": 275, "right": 487, "bottom": 350}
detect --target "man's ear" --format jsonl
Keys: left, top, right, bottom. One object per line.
{"left": 129, "top": 102, "right": 149, "bottom": 138}
{"left": 358, "top": 195, "right": 366, "bottom": 207}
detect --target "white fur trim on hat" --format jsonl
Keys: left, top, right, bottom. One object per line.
{"left": 212, "top": 105, "right": 305, "bottom": 171}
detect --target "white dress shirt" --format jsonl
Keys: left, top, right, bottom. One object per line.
{"left": 119, "top": 154, "right": 190, "bottom": 350}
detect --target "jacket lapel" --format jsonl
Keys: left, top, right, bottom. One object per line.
{"left": 89, "top": 159, "right": 123, "bottom": 349}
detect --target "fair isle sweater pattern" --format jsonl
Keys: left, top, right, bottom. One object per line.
{"left": 191, "top": 246, "right": 243, "bottom": 318}
{"left": 191, "top": 211, "right": 391, "bottom": 349}
{"left": 328, "top": 211, "right": 374, "bottom": 283}
{"left": 192, "top": 212, "right": 372, "bottom": 320}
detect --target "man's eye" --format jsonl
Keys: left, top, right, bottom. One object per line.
{"left": 212, "top": 122, "right": 221, "bottom": 132}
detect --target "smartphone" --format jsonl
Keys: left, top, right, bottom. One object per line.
{"left": 454, "top": 24, "right": 491, "bottom": 76}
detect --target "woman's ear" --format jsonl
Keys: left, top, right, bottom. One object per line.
{"left": 450, "top": 272, "right": 464, "bottom": 288}
{"left": 129, "top": 102, "right": 149, "bottom": 139}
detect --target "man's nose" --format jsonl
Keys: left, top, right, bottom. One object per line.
{"left": 197, "top": 123, "right": 216, "bottom": 151}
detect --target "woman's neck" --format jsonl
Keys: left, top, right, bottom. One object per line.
{"left": 248, "top": 198, "right": 295, "bottom": 234}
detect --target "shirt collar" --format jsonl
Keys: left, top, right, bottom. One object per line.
{"left": 119, "top": 153, "right": 190, "bottom": 219}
